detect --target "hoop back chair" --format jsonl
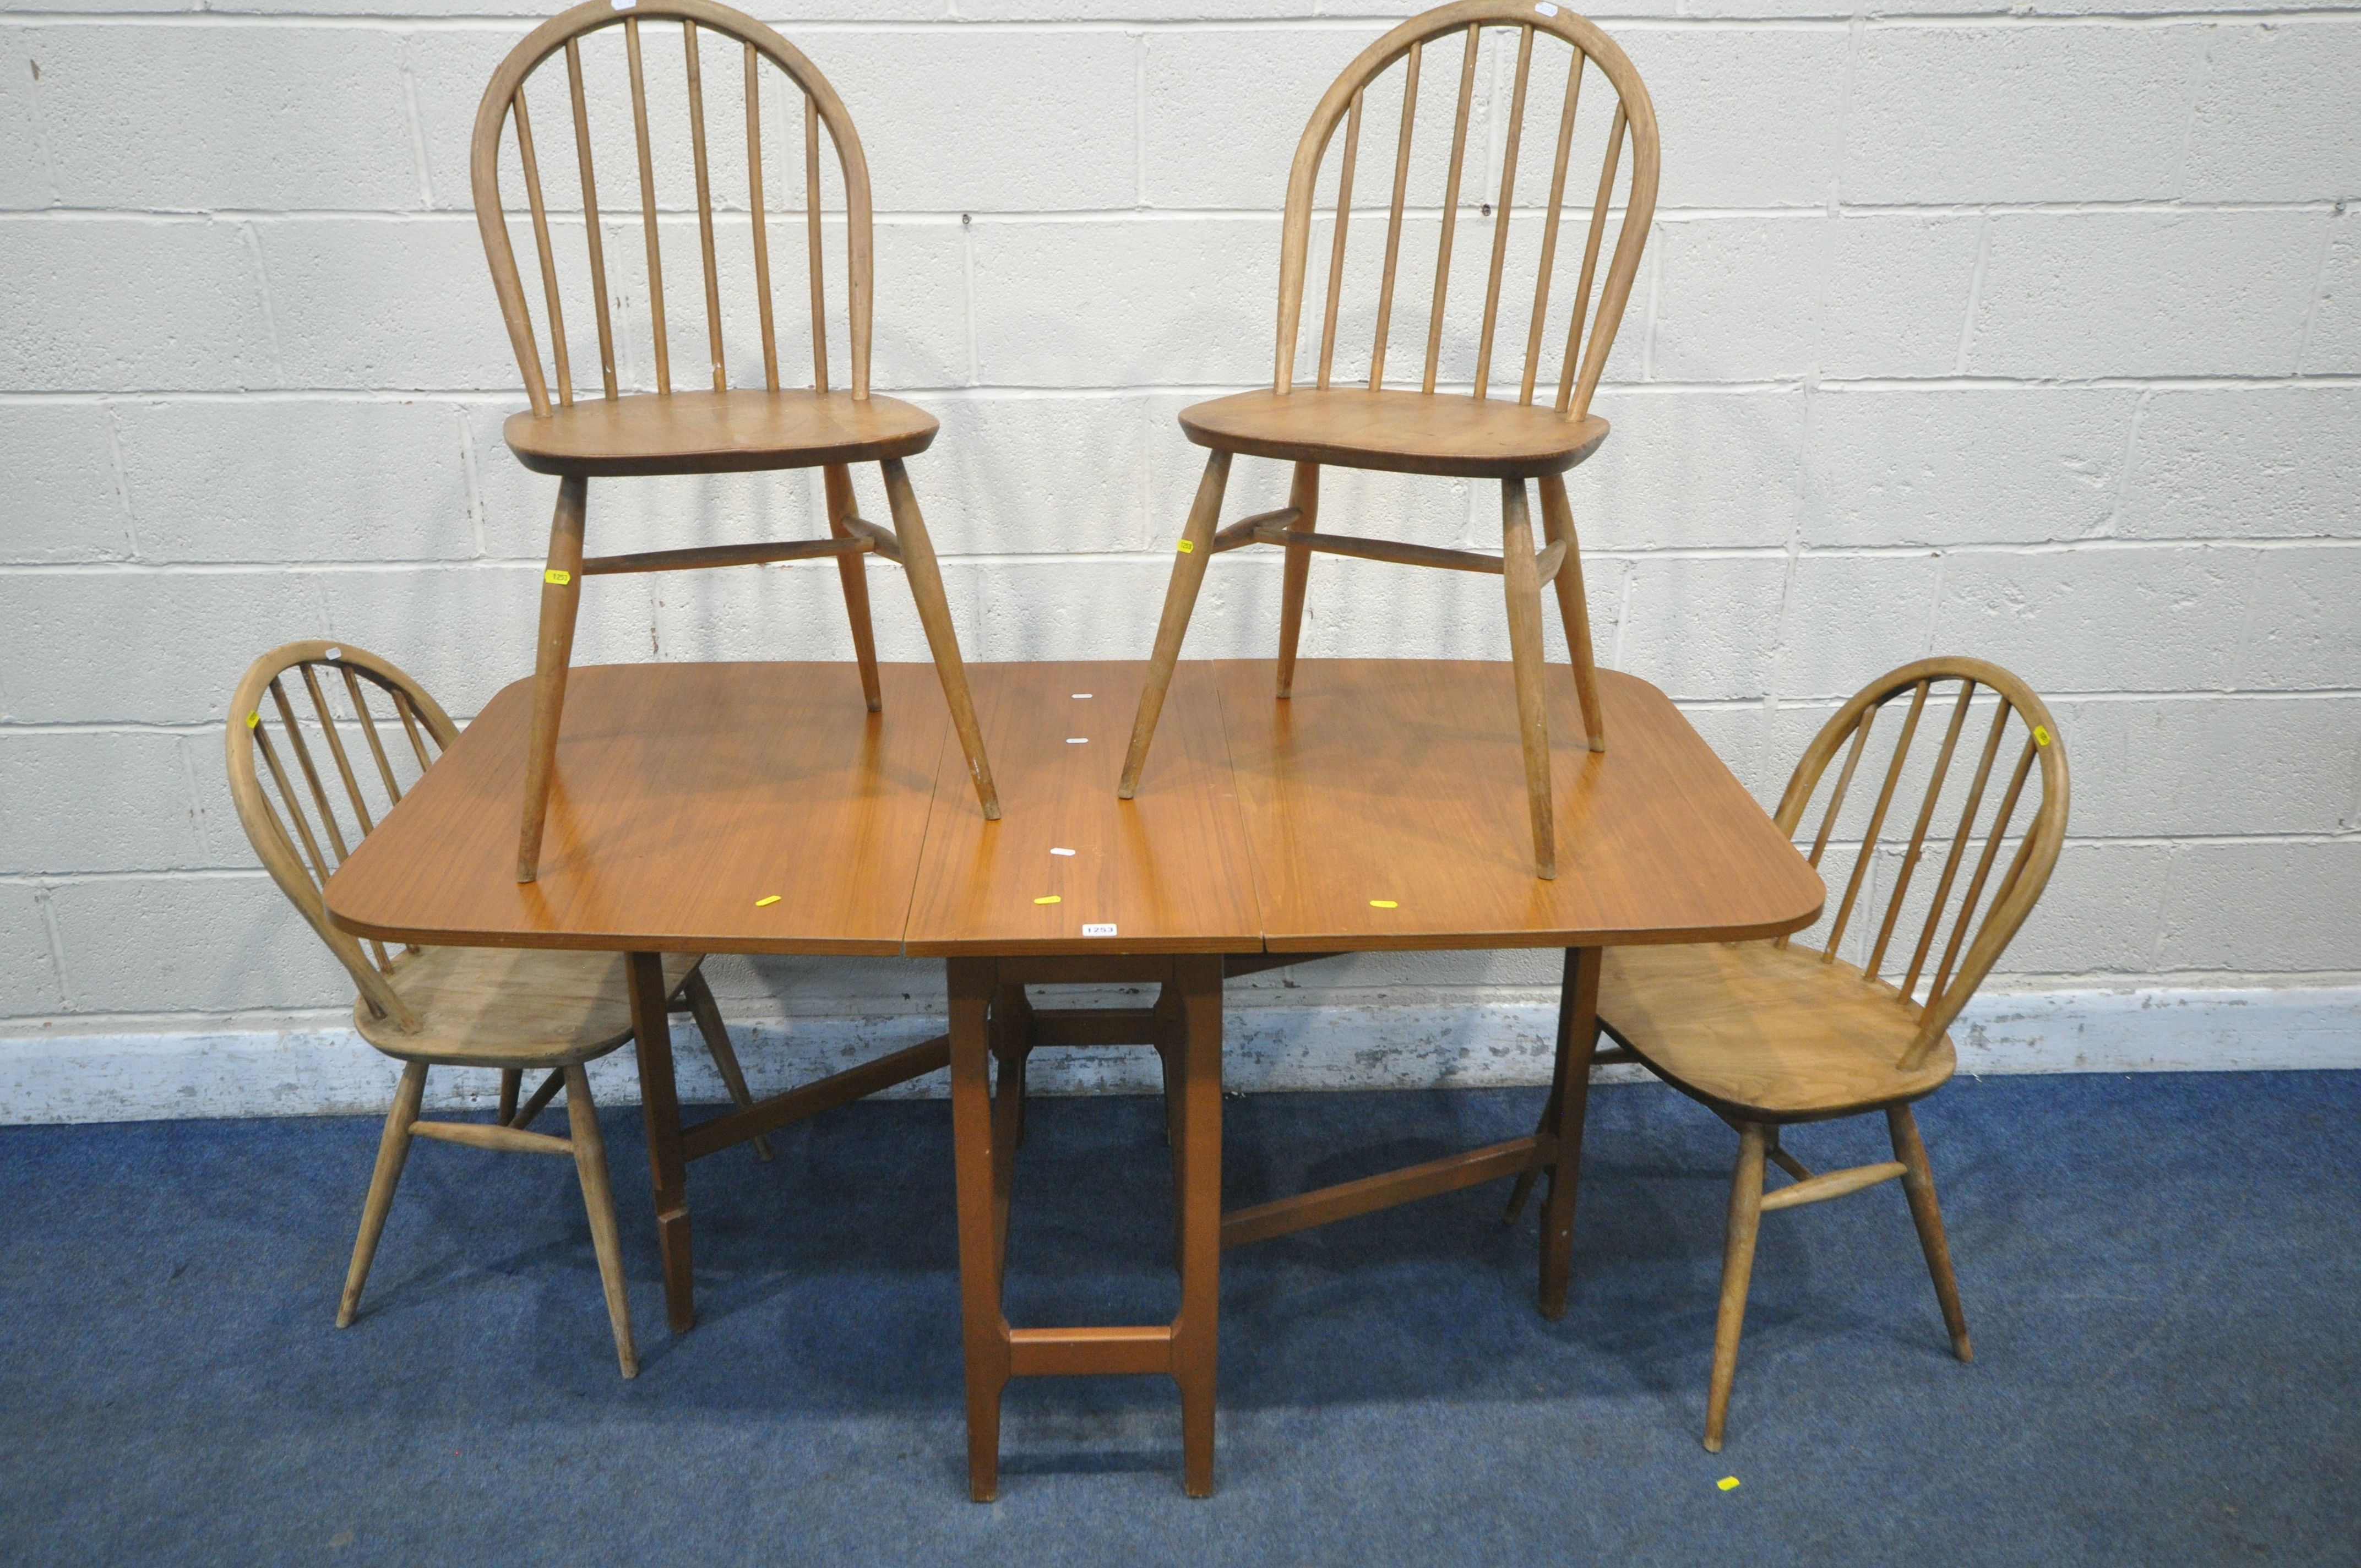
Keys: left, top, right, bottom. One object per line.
{"left": 472, "top": 0, "right": 999, "bottom": 882}
{"left": 1119, "top": 1, "right": 1661, "bottom": 878}
{"left": 1512, "top": 656, "right": 2069, "bottom": 1448}
{"left": 227, "top": 640, "right": 775, "bottom": 1378}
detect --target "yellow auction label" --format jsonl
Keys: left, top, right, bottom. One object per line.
{"left": 545, "top": 569, "right": 572, "bottom": 585}
{"left": 247, "top": 712, "right": 261, "bottom": 729}
{"left": 2032, "top": 725, "right": 2050, "bottom": 747}
{"left": 1176, "top": 540, "right": 1195, "bottom": 553}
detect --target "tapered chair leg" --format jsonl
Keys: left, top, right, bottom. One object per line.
{"left": 517, "top": 472, "right": 589, "bottom": 883}
{"left": 1275, "top": 461, "right": 1320, "bottom": 699}
{"left": 1121, "top": 450, "right": 1233, "bottom": 799}
{"left": 1888, "top": 1104, "right": 1973, "bottom": 1362}
{"left": 879, "top": 458, "right": 999, "bottom": 821}
{"left": 339, "top": 1060, "right": 428, "bottom": 1327}
{"left": 823, "top": 462, "right": 884, "bottom": 714}
{"left": 1537, "top": 473, "right": 1606, "bottom": 753}
{"left": 1500, "top": 478, "right": 1557, "bottom": 879}
{"left": 496, "top": 1069, "right": 522, "bottom": 1127}
{"left": 679, "top": 970, "right": 769, "bottom": 1161}
{"left": 564, "top": 1065, "right": 639, "bottom": 1379}
{"left": 1705, "top": 1121, "right": 1769, "bottom": 1452}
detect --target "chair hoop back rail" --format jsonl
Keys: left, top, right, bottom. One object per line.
{"left": 471, "top": 0, "right": 998, "bottom": 881}
{"left": 1530, "top": 655, "right": 2069, "bottom": 1450}
{"left": 227, "top": 639, "right": 777, "bottom": 1378}
{"left": 1118, "top": 2, "right": 1661, "bottom": 881}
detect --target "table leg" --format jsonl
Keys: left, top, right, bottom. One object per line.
{"left": 1538, "top": 946, "right": 1602, "bottom": 1320}
{"left": 948, "top": 958, "right": 1011, "bottom": 1502}
{"left": 625, "top": 950, "right": 695, "bottom": 1334}
{"left": 1171, "top": 954, "right": 1225, "bottom": 1498}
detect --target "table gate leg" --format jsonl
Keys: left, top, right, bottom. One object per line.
{"left": 1171, "top": 955, "right": 1225, "bottom": 1497}
{"left": 1538, "top": 946, "right": 1602, "bottom": 1320}
{"left": 949, "top": 959, "right": 1012, "bottom": 1502}
{"left": 625, "top": 950, "right": 697, "bottom": 1333}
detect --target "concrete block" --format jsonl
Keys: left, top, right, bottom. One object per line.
{"left": 1844, "top": 25, "right": 2206, "bottom": 204}
{"left": 1645, "top": 216, "right": 1822, "bottom": 382}
{"left": 0, "top": 568, "right": 324, "bottom": 726}
{"left": 917, "top": 394, "right": 1156, "bottom": 557}
{"left": 255, "top": 215, "right": 519, "bottom": 391}
{"left": 1933, "top": 545, "right": 2252, "bottom": 694}
{"left": 1770, "top": 550, "right": 1943, "bottom": 701}
{"left": 313, "top": 563, "right": 658, "bottom": 720}
{"left": 1617, "top": 552, "right": 1784, "bottom": 701}
{"left": 2240, "top": 545, "right": 2361, "bottom": 690}
{"left": 647, "top": 549, "right": 941, "bottom": 665}
{"left": 46, "top": 873, "right": 350, "bottom": 1015}
{"left": 29, "top": 25, "right": 418, "bottom": 211}
{"left": 1621, "top": 24, "right": 1847, "bottom": 210}
{"left": 2158, "top": 839, "right": 2361, "bottom": 974}
{"left": 965, "top": 0, "right": 1307, "bottom": 17}
{"left": 1141, "top": 24, "right": 1397, "bottom": 211}
{"left": 2047, "top": 695, "right": 2361, "bottom": 840}
{"left": 0, "top": 889, "right": 61, "bottom": 1018}
{"left": 825, "top": 30, "right": 1139, "bottom": 212}
{"left": 971, "top": 215, "right": 1278, "bottom": 386}
{"left": 0, "top": 28, "right": 54, "bottom": 209}
{"left": 0, "top": 217, "right": 275, "bottom": 391}
{"left": 113, "top": 398, "right": 478, "bottom": 563}
{"left": 2, "top": 402, "right": 134, "bottom": 562}
{"left": 1978, "top": 839, "right": 2173, "bottom": 979}
{"left": 1968, "top": 210, "right": 2325, "bottom": 378}
{"left": 2300, "top": 208, "right": 2360, "bottom": 375}
{"left": 0, "top": 731, "right": 209, "bottom": 875}
{"left": 970, "top": 554, "right": 1182, "bottom": 662}
{"left": 2181, "top": 21, "right": 2361, "bottom": 203}
{"left": 1567, "top": 388, "right": 1805, "bottom": 552}
{"left": 1813, "top": 215, "right": 1983, "bottom": 379}
{"left": 2119, "top": 388, "right": 2361, "bottom": 541}
{"left": 1804, "top": 388, "right": 2139, "bottom": 547}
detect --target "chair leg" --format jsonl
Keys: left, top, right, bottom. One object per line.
{"left": 564, "top": 1064, "right": 639, "bottom": 1380}
{"left": 338, "top": 1060, "right": 428, "bottom": 1328}
{"left": 1536, "top": 472, "right": 1606, "bottom": 753}
{"left": 1888, "top": 1104, "right": 1972, "bottom": 1362}
{"left": 1275, "top": 461, "right": 1320, "bottom": 699}
{"left": 1500, "top": 478, "right": 1557, "bottom": 880}
{"left": 823, "top": 462, "right": 883, "bottom": 714}
{"left": 1704, "top": 1121, "right": 1770, "bottom": 1453}
{"left": 879, "top": 458, "right": 999, "bottom": 820}
{"left": 496, "top": 1069, "right": 521, "bottom": 1127}
{"left": 681, "top": 969, "right": 769, "bottom": 1162}
{"left": 1120, "top": 449, "right": 1233, "bottom": 799}
{"left": 517, "top": 472, "right": 589, "bottom": 884}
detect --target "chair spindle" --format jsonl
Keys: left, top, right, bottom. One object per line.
{"left": 1519, "top": 52, "right": 1585, "bottom": 405}
{"left": 1315, "top": 88, "right": 1363, "bottom": 391}
{"left": 745, "top": 43, "right": 780, "bottom": 392}
{"left": 682, "top": 21, "right": 727, "bottom": 393}
{"left": 341, "top": 666, "right": 405, "bottom": 807}
{"left": 1926, "top": 738, "right": 2038, "bottom": 1007}
{"left": 300, "top": 663, "right": 376, "bottom": 838}
{"left": 1369, "top": 40, "right": 1422, "bottom": 392}
{"left": 1864, "top": 679, "right": 1977, "bottom": 982}
{"left": 1473, "top": 25, "right": 1534, "bottom": 401}
{"left": 1556, "top": 102, "right": 1623, "bottom": 415}
{"left": 1901, "top": 699, "right": 2014, "bottom": 1001}
{"left": 804, "top": 93, "right": 828, "bottom": 393}
{"left": 269, "top": 677, "right": 352, "bottom": 865}
{"left": 1421, "top": 25, "right": 1482, "bottom": 396}
{"left": 1822, "top": 680, "right": 1930, "bottom": 963}
{"left": 564, "top": 40, "right": 619, "bottom": 400}
{"left": 623, "top": 19, "right": 671, "bottom": 394}
{"left": 511, "top": 90, "right": 573, "bottom": 407}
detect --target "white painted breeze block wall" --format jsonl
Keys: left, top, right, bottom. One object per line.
{"left": 3, "top": 0, "right": 2357, "bottom": 1117}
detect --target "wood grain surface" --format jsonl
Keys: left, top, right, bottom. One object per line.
{"left": 502, "top": 389, "right": 938, "bottom": 477}
{"left": 1179, "top": 388, "right": 1609, "bottom": 478}
{"left": 905, "top": 661, "right": 1260, "bottom": 956}
{"left": 1218, "top": 660, "right": 1824, "bottom": 951}
{"left": 327, "top": 661, "right": 948, "bottom": 954}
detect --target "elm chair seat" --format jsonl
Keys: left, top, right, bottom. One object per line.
{"left": 1179, "top": 388, "right": 1611, "bottom": 480}
{"left": 353, "top": 946, "right": 702, "bottom": 1069}
{"left": 1597, "top": 942, "right": 1957, "bottom": 1123}
{"left": 504, "top": 390, "right": 940, "bottom": 478}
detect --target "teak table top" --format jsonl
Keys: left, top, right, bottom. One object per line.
{"left": 327, "top": 661, "right": 948, "bottom": 955}
{"left": 1217, "top": 660, "right": 1825, "bottom": 952}
{"left": 327, "top": 657, "right": 1821, "bottom": 955}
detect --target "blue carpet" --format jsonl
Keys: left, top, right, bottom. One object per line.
{"left": 1, "top": 1070, "right": 2354, "bottom": 1565}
